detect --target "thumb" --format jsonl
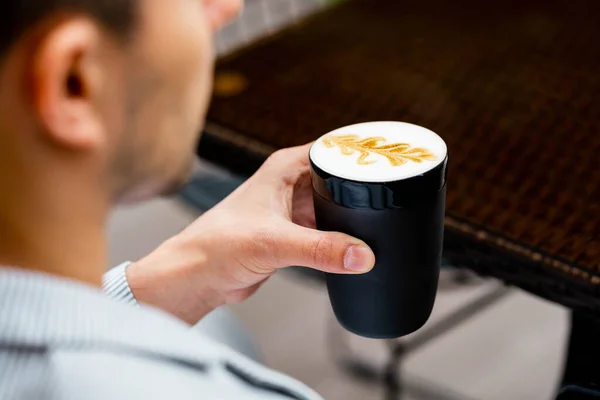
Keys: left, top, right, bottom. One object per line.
{"left": 276, "top": 225, "right": 376, "bottom": 274}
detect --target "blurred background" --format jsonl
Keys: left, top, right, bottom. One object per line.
{"left": 108, "top": 194, "right": 568, "bottom": 400}
{"left": 106, "top": 0, "right": 594, "bottom": 398}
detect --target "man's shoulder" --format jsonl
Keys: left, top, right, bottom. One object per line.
{"left": 0, "top": 347, "right": 222, "bottom": 400}
{"left": 48, "top": 348, "right": 303, "bottom": 400}
{"left": 0, "top": 270, "right": 318, "bottom": 400}
{"left": 50, "top": 349, "right": 220, "bottom": 400}
{"left": 0, "top": 347, "right": 56, "bottom": 399}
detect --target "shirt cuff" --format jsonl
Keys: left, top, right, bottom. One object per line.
{"left": 102, "top": 262, "right": 139, "bottom": 306}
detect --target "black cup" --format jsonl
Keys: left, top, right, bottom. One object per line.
{"left": 310, "top": 152, "right": 448, "bottom": 339}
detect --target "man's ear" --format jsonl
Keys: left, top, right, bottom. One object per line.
{"left": 28, "top": 18, "right": 105, "bottom": 151}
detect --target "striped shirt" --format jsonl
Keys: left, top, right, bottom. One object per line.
{"left": 0, "top": 265, "right": 322, "bottom": 400}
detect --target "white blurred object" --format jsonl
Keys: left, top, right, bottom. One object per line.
{"left": 215, "top": 0, "right": 332, "bottom": 55}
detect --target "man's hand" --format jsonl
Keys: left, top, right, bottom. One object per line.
{"left": 126, "top": 144, "right": 375, "bottom": 325}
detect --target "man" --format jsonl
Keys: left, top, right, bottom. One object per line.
{"left": 0, "top": 1, "right": 376, "bottom": 398}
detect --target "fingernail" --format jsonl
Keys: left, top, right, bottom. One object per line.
{"left": 344, "top": 245, "right": 375, "bottom": 272}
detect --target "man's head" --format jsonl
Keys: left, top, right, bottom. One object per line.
{"left": 0, "top": 0, "right": 242, "bottom": 203}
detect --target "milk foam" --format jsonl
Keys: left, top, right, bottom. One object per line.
{"left": 310, "top": 122, "right": 447, "bottom": 183}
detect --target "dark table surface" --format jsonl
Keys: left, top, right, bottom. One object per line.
{"left": 198, "top": 0, "right": 600, "bottom": 315}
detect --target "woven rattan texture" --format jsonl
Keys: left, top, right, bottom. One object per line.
{"left": 205, "top": 0, "right": 600, "bottom": 281}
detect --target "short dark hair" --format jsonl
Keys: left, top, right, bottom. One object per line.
{"left": 0, "top": 0, "right": 135, "bottom": 56}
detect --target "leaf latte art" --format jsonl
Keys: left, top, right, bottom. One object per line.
{"left": 322, "top": 134, "right": 437, "bottom": 167}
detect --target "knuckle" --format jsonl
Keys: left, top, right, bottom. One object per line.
{"left": 245, "top": 229, "right": 281, "bottom": 269}
{"left": 247, "top": 229, "right": 274, "bottom": 254}
{"left": 263, "top": 148, "right": 309, "bottom": 187}
{"left": 311, "top": 235, "right": 335, "bottom": 267}
{"left": 265, "top": 149, "right": 290, "bottom": 168}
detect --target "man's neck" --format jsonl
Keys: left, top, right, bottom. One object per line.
{"left": 0, "top": 156, "right": 109, "bottom": 287}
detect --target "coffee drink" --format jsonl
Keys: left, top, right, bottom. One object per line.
{"left": 310, "top": 121, "right": 448, "bottom": 339}
{"left": 310, "top": 121, "right": 447, "bottom": 182}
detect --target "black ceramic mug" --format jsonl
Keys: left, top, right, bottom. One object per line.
{"left": 309, "top": 121, "right": 448, "bottom": 339}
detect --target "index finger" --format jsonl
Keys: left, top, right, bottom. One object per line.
{"left": 279, "top": 142, "right": 315, "bottom": 163}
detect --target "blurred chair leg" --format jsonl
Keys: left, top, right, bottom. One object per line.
{"left": 383, "top": 341, "right": 403, "bottom": 400}
{"left": 328, "top": 280, "right": 511, "bottom": 400}
{"left": 560, "top": 311, "right": 600, "bottom": 389}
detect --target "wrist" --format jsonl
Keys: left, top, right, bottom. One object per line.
{"left": 127, "top": 236, "right": 225, "bottom": 325}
